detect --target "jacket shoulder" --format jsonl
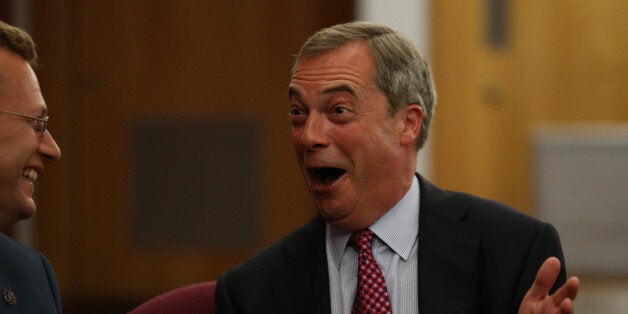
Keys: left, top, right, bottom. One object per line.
{"left": 420, "top": 176, "right": 545, "bottom": 235}
{"left": 0, "top": 233, "right": 62, "bottom": 313}
{"left": 0, "top": 233, "right": 44, "bottom": 267}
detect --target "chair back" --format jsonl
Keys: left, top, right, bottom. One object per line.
{"left": 130, "top": 281, "right": 216, "bottom": 314}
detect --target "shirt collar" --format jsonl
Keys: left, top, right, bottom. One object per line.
{"left": 326, "top": 175, "right": 420, "bottom": 269}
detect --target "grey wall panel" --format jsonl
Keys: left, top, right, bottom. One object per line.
{"left": 534, "top": 124, "right": 628, "bottom": 274}
{"left": 132, "top": 118, "right": 261, "bottom": 249}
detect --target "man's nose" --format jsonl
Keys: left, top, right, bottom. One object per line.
{"left": 38, "top": 130, "right": 62, "bottom": 162}
{"left": 300, "top": 114, "right": 330, "bottom": 151}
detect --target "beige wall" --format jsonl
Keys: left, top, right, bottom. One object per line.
{"left": 432, "top": 0, "right": 628, "bottom": 213}
{"left": 432, "top": 1, "right": 628, "bottom": 311}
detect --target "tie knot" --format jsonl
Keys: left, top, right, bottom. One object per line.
{"left": 351, "top": 229, "right": 374, "bottom": 250}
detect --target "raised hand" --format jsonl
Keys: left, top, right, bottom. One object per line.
{"left": 518, "top": 257, "right": 580, "bottom": 314}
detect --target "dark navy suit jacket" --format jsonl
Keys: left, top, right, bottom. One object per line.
{"left": 216, "top": 176, "right": 567, "bottom": 314}
{"left": 0, "top": 233, "right": 62, "bottom": 313}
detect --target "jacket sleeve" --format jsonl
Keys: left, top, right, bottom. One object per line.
{"left": 511, "top": 222, "right": 567, "bottom": 313}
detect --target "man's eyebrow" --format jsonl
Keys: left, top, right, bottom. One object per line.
{"left": 288, "top": 86, "right": 301, "bottom": 99}
{"left": 35, "top": 107, "right": 48, "bottom": 118}
{"left": 322, "top": 85, "right": 356, "bottom": 96}
{"left": 288, "top": 84, "right": 357, "bottom": 100}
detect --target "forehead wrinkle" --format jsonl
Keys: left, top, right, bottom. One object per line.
{"left": 293, "top": 66, "right": 366, "bottom": 84}
{"left": 290, "top": 65, "right": 370, "bottom": 103}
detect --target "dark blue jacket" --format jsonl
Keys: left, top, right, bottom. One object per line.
{"left": 0, "top": 233, "right": 62, "bottom": 313}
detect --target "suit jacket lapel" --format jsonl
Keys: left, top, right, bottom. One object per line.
{"left": 417, "top": 176, "right": 482, "bottom": 313}
{"left": 268, "top": 215, "right": 331, "bottom": 314}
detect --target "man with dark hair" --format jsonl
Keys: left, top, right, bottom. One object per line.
{"left": 216, "top": 21, "right": 578, "bottom": 313}
{"left": 0, "top": 20, "right": 63, "bottom": 313}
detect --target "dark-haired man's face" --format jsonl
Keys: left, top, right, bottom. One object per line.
{"left": 0, "top": 48, "right": 61, "bottom": 228}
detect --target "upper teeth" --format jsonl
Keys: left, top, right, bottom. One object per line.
{"left": 23, "top": 169, "right": 38, "bottom": 181}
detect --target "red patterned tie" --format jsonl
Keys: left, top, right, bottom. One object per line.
{"left": 351, "top": 229, "right": 393, "bottom": 314}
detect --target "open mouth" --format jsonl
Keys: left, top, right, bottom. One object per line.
{"left": 308, "top": 167, "right": 346, "bottom": 186}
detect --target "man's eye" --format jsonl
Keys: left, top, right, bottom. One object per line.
{"left": 27, "top": 119, "right": 41, "bottom": 130}
{"left": 332, "top": 106, "right": 350, "bottom": 114}
{"left": 290, "top": 107, "right": 305, "bottom": 116}
{"left": 31, "top": 119, "right": 40, "bottom": 127}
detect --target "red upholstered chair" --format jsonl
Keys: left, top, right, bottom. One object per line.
{"left": 130, "top": 281, "right": 216, "bottom": 314}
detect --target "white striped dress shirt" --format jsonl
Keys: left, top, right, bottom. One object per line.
{"left": 326, "top": 176, "right": 420, "bottom": 313}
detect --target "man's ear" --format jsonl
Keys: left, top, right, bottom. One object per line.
{"left": 400, "top": 104, "right": 423, "bottom": 147}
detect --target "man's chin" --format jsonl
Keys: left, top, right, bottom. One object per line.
{"left": 318, "top": 206, "right": 349, "bottom": 223}
{"left": 318, "top": 208, "right": 362, "bottom": 231}
{"left": 17, "top": 199, "right": 37, "bottom": 220}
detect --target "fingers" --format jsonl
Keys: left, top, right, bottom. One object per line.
{"left": 525, "top": 257, "right": 561, "bottom": 301}
{"left": 564, "top": 276, "right": 579, "bottom": 300}
{"left": 519, "top": 258, "right": 580, "bottom": 314}
{"left": 551, "top": 276, "right": 580, "bottom": 307}
{"left": 559, "top": 298, "right": 574, "bottom": 314}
